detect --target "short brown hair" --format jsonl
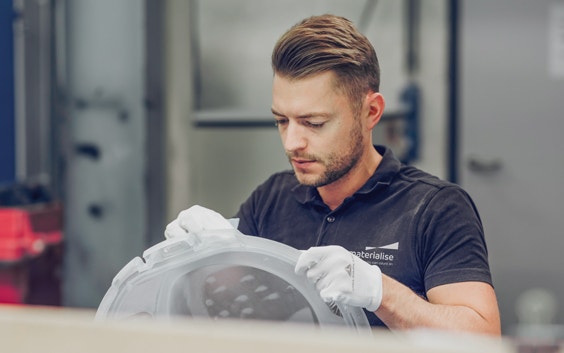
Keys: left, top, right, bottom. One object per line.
{"left": 272, "top": 14, "right": 380, "bottom": 113}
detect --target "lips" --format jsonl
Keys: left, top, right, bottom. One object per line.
{"left": 292, "top": 158, "right": 316, "bottom": 168}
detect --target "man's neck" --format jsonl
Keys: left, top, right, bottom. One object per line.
{"left": 318, "top": 146, "right": 383, "bottom": 210}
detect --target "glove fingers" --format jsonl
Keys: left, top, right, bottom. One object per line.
{"left": 295, "top": 246, "right": 348, "bottom": 274}
{"left": 319, "top": 287, "right": 344, "bottom": 303}
{"left": 164, "top": 220, "right": 187, "bottom": 239}
{"left": 177, "top": 205, "right": 234, "bottom": 234}
{"left": 319, "top": 276, "right": 370, "bottom": 308}
{"left": 295, "top": 248, "right": 322, "bottom": 275}
{"left": 304, "top": 266, "right": 327, "bottom": 286}
{"left": 317, "top": 271, "right": 349, "bottom": 298}
{"left": 295, "top": 245, "right": 383, "bottom": 312}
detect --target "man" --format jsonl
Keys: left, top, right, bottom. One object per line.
{"left": 167, "top": 14, "right": 500, "bottom": 335}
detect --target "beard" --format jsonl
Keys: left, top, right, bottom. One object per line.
{"left": 287, "top": 121, "right": 365, "bottom": 187}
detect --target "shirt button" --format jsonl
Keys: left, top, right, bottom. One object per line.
{"left": 326, "top": 216, "right": 336, "bottom": 223}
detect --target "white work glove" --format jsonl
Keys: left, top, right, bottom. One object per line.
{"left": 295, "top": 245, "right": 383, "bottom": 312}
{"left": 164, "top": 205, "right": 235, "bottom": 239}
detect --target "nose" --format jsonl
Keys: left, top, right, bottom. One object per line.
{"left": 282, "top": 121, "right": 307, "bottom": 153}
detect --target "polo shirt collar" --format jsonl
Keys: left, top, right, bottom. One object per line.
{"left": 291, "top": 145, "right": 402, "bottom": 204}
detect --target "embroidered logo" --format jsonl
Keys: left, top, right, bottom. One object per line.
{"left": 351, "top": 242, "right": 399, "bottom": 266}
{"left": 365, "top": 242, "right": 399, "bottom": 251}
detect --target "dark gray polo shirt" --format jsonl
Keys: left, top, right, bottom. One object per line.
{"left": 235, "top": 145, "right": 492, "bottom": 327}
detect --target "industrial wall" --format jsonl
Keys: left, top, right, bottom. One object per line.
{"left": 9, "top": 0, "right": 563, "bottom": 335}
{"left": 165, "top": 0, "right": 449, "bottom": 220}
{"left": 459, "top": 0, "right": 564, "bottom": 332}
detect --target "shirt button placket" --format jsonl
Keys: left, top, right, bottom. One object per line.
{"left": 317, "top": 215, "right": 336, "bottom": 246}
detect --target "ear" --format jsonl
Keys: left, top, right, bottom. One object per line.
{"left": 364, "top": 91, "right": 385, "bottom": 130}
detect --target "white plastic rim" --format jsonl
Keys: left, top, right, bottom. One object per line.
{"left": 96, "top": 229, "right": 371, "bottom": 333}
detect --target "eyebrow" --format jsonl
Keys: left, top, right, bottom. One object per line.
{"left": 271, "top": 108, "right": 331, "bottom": 119}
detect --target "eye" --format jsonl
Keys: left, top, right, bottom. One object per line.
{"left": 304, "top": 120, "right": 326, "bottom": 128}
{"left": 274, "top": 118, "right": 288, "bottom": 127}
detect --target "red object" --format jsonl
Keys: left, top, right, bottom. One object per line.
{"left": 0, "top": 203, "right": 63, "bottom": 262}
{"left": 0, "top": 203, "right": 63, "bottom": 303}
{"left": 0, "top": 263, "right": 28, "bottom": 304}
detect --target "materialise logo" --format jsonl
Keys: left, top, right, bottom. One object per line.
{"left": 365, "top": 242, "right": 399, "bottom": 251}
{"left": 351, "top": 242, "right": 398, "bottom": 266}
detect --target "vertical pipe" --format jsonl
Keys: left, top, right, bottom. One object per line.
{"left": 447, "top": 0, "right": 459, "bottom": 183}
{"left": 144, "top": 0, "right": 166, "bottom": 246}
{"left": 402, "top": 0, "right": 420, "bottom": 163}
{"left": 0, "top": 0, "right": 16, "bottom": 184}
{"left": 405, "top": 0, "right": 419, "bottom": 76}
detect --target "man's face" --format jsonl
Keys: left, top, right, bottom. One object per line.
{"left": 271, "top": 71, "right": 365, "bottom": 187}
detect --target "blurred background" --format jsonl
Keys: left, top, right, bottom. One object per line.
{"left": 0, "top": 0, "right": 563, "bottom": 336}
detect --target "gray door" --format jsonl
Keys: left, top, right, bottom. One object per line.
{"left": 460, "top": 0, "right": 564, "bottom": 331}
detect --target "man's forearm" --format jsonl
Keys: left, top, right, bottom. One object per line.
{"left": 375, "top": 275, "right": 501, "bottom": 336}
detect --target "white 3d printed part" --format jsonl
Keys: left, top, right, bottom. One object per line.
{"left": 95, "top": 229, "right": 370, "bottom": 332}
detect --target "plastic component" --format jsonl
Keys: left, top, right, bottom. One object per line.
{"left": 96, "top": 230, "right": 370, "bottom": 332}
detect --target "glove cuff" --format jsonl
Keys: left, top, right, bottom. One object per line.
{"left": 364, "top": 265, "right": 383, "bottom": 312}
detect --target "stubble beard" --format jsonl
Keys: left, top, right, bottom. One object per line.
{"left": 288, "top": 121, "right": 365, "bottom": 187}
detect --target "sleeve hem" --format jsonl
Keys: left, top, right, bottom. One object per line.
{"left": 425, "top": 268, "right": 493, "bottom": 292}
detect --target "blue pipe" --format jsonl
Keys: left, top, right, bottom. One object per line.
{"left": 0, "top": 0, "right": 15, "bottom": 184}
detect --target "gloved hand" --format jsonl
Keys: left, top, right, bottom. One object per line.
{"left": 295, "top": 245, "right": 383, "bottom": 312}
{"left": 164, "top": 205, "right": 235, "bottom": 239}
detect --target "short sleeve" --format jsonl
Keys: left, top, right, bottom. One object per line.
{"left": 417, "top": 186, "right": 493, "bottom": 291}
